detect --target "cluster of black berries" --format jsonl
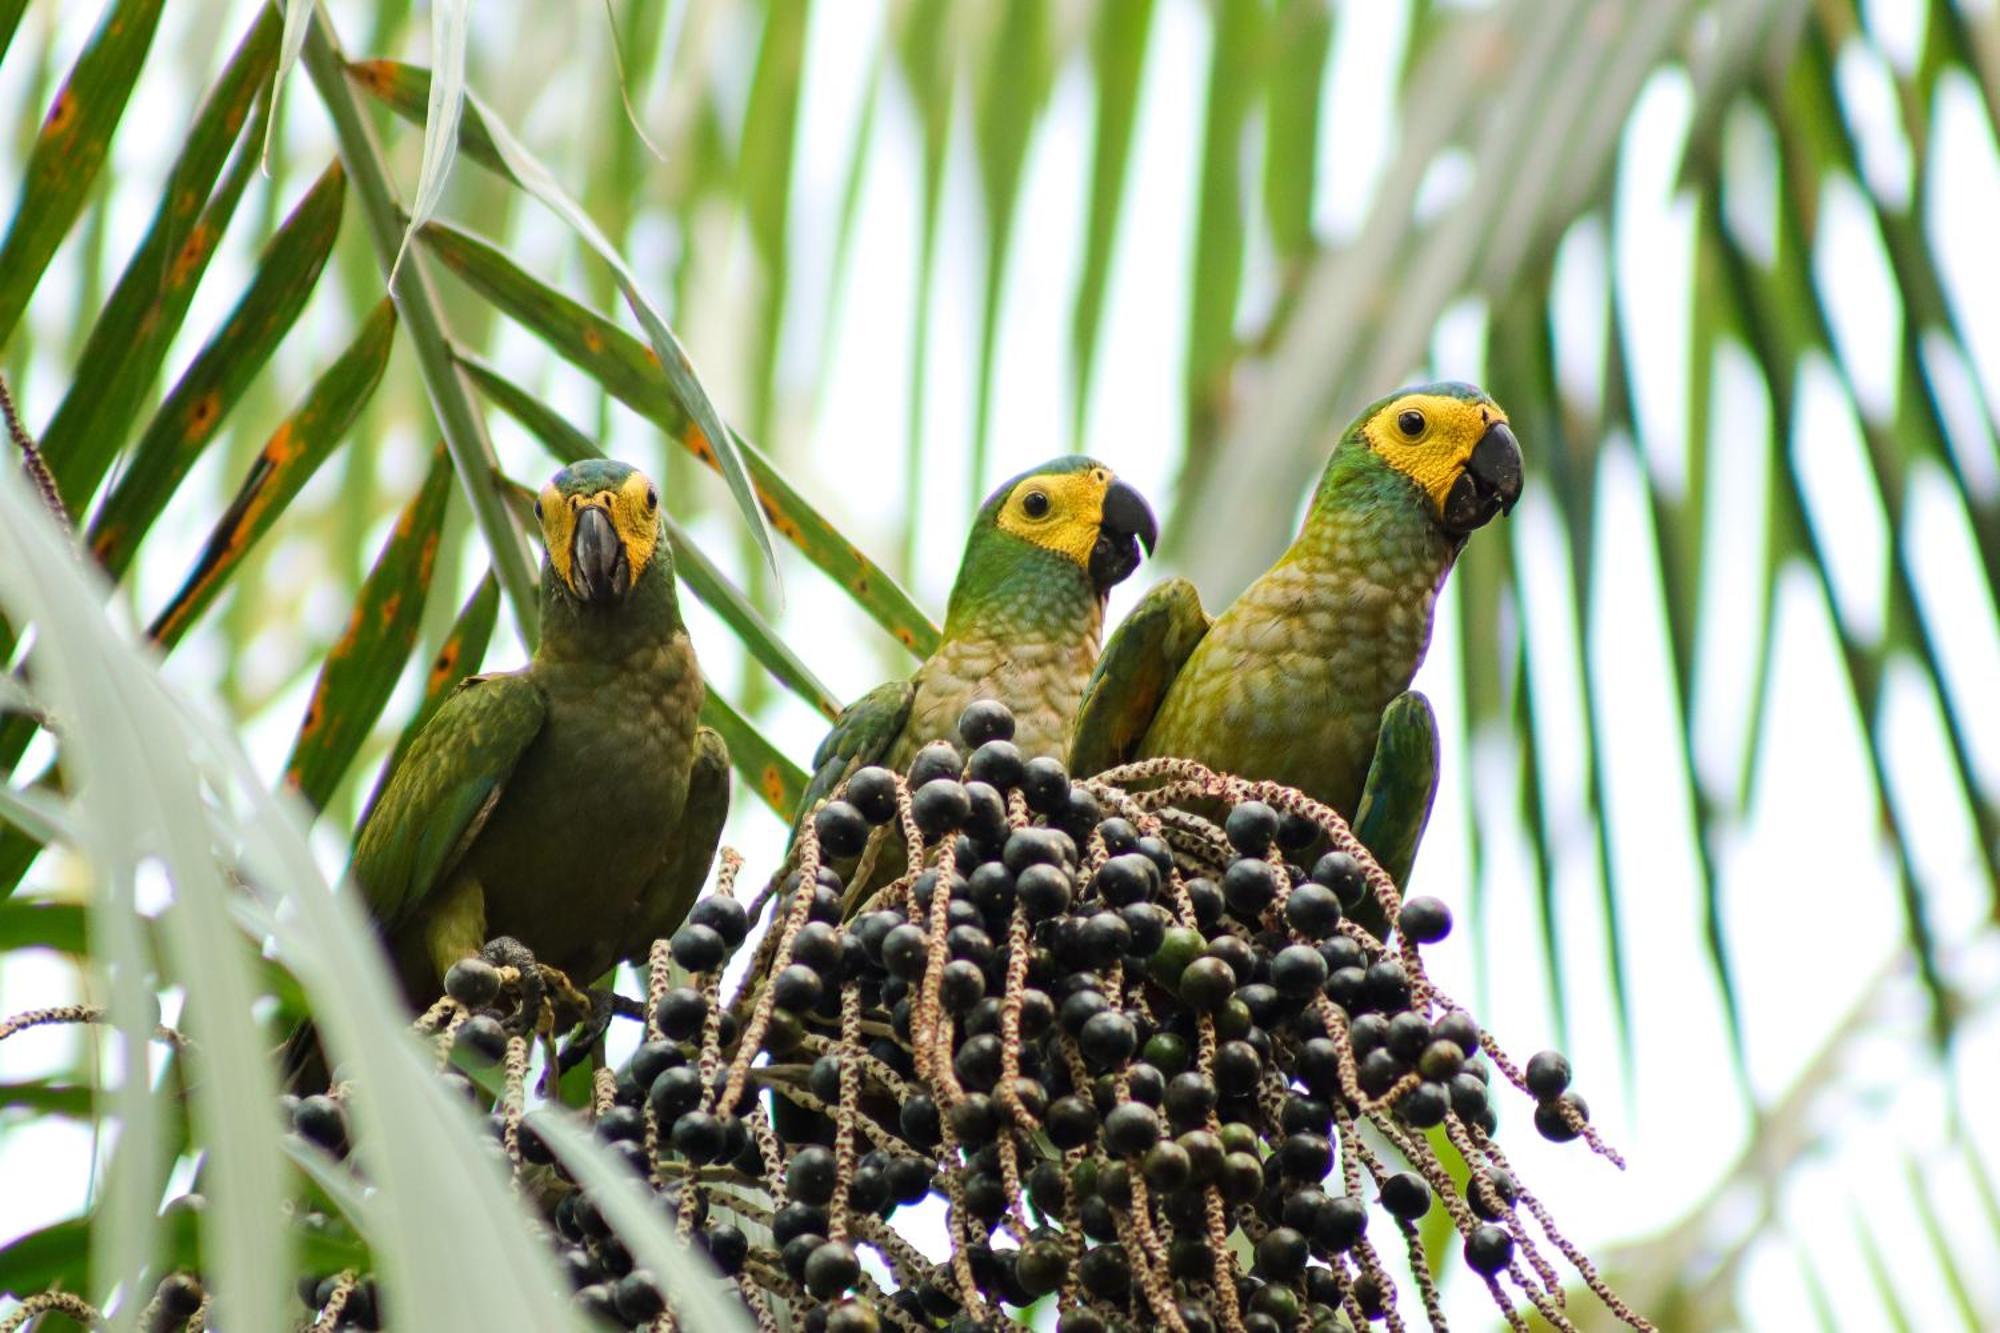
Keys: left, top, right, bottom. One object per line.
{"left": 278, "top": 697, "right": 1630, "bottom": 1332}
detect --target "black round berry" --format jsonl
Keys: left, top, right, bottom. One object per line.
{"left": 804, "top": 1240, "right": 861, "bottom": 1300}
{"left": 1282, "top": 881, "right": 1343, "bottom": 938}
{"left": 911, "top": 780, "right": 972, "bottom": 836}
{"left": 443, "top": 957, "right": 501, "bottom": 1009}
{"left": 1525, "top": 1049, "right": 1572, "bottom": 1100}
{"left": 1225, "top": 801, "right": 1279, "bottom": 856}
{"left": 966, "top": 739, "right": 1025, "bottom": 791}
{"left": 1177, "top": 956, "right": 1236, "bottom": 1013}
{"left": 845, "top": 765, "right": 901, "bottom": 824}
{"left": 1534, "top": 1092, "right": 1589, "bottom": 1142}
{"left": 1223, "top": 858, "right": 1280, "bottom": 919}
{"left": 957, "top": 699, "right": 1016, "bottom": 748}
{"left": 1016, "top": 863, "right": 1073, "bottom": 919}
{"left": 294, "top": 1095, "right": 348, "bottom": 1154}
{"left": 787, "top": 1145, "right": 838, "bottom": 1205}
{"left": 1019, "top": 755, "right": 1070, "bottom": 813}
{"left": 1397, "top": 894, "right": 1452, "bottom": 945}
{"left": 907, "top": 741, "right": 963, "bottom": 788}
{"left": 1079, "top": 1010, "right": 1139, "bottom": 1070}
{"left": 1270, "top": 942, "right": 1329, "bottom": 998}
{"left": 653, "top": 986, "right": 707, "bottom": 1041}
{"left": 1253, "top": 1226, "right": 1309, "bottom": 1281}
{"left": 1102, "top": 1101, "right": 1162, "bottom": 1156}
{"left": 814, "top": 801, "right": 871, "bottom": 858}
{"left": 453, "top": 1013, "right": 507, "bottom": 1066}
{"left": 1316, "top": 1194, "right": 1369, "bottom": 1251}
{"left": 880, "top": 923, "right": 930, "bottom": 980}
{"left": 670, "top": 922, "right": 727, "bottom": 972}
{"left": 1379, "top": 1170, "right": 1431, "bottom": 1220}
{"left": 1039, "top": 1094, "right": 1094, "bottom": 1150}
{"left": 1464, "top": 1223, "right": 1515, "bottom": 1276}
{"left": 648, "top": 1065, "right": 701, "bottom": 1122}
{"left": 1310, "top": 851, "right": 1368, "bottom": 909}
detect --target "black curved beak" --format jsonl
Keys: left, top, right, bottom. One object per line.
{"left": 1440, "top": 421, "right": 1524, "bottom": 537}
{"left": 1088, "top": 478, "right": 1159, "bottom": 591}
{"left": 570, "top": 504, "right": 630, "bottom": 603}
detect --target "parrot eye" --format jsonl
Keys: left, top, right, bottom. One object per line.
{"left": 644, "top": 486, "right": 658, "bottom": 512}
{"left": 1397, "top": 409, "right": 1426, "bottom": 438}
{"left": 533, "top": 498, "right": 543, "bottom": 519}
{"left": 1022, "top": 489, "right": 1051, "bottom": 519}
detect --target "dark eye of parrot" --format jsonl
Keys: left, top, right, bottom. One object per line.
{"left": 645, "top": 486, "right": 658, "bottom": 512}
{"left": 533, "top": 498, "right": 543, "bottom": 519}
{"left": 1022, "top": 489, "right": 1051, "bottom": 519}
{"left": 1397, "top": 409, "right": 1426, "bottom": 438}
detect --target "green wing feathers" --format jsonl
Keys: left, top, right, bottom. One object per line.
{"left": 1069, "top": 577, "right": 1211, "bottom": 777}
{"left": 791, "top": 680, "right": 916, "bottom": 830}
{"left": 621, "top": 725, "right": 732, "bottom": 965}
{"left": 348, "top": 671, "right": 546, "bottom": 929}
{"left": 1352, "top": 690, "right": 1441, "bottom": 890}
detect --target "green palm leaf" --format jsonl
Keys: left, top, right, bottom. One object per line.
{"left": 37, "top": 8, "right": 277, "bottom": 513}
{"left": 149, "top": 299, "right": 398, "bottom": 649}
{"left": 0, "top": 0, "right": 164, "bottom": 348}
{"left": 282, "top": 442, "right": 455, "bottom": 813}
{"left": 85, "top": 162, "right": 346, "bottom": 583}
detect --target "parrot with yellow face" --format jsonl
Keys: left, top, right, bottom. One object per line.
{"left": 287, "top": 459, "right": 727, "bottom": 1085}
{"left": 1070, "top": 382, "right": 1522, "bottom": 889}
{"left": 795, "top": 456, "right": 1157, "bottom": 909}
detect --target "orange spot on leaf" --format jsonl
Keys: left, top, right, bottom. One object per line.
{"left": 582, "top": 327, "right": 603, "bottom": 354}
{"left": 330, "top": 608, "right": 363, "bottom": 657}
{"left": 761, "top": 766, "right": 786, "bottom": 808}
{"left": 186, "top": 392, "right": 221, "bottom": 440}
{"left": 895, "top": 628, "right": 917, "bottom": 648}
{"left": 44, "top": 90, "right": 75, "bottom": 136}
{"left": 428, "top": 642, "right": 461, "bottom": 693}
{"left": 417, "top": 532, "right": 439, "bottom": 583}
{"left": 263, "top": 422, "right": 303, "bottom": 467}
{"left": 379, "top": 592, "right": 403, "bottom": 628}
{"left": 169, "top": 223, "right": 213, "bottom": 287}
{"left": 298, "top": 691, "right": 326, "bottom": 739}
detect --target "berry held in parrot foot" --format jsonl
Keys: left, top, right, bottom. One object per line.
{"left": 791, "top": 456, "right": 1158, "bottom": 913}
{"left": 1070, "top": 381, "right": 1522, "bottom": 903}
{"left": 283, "top": 459, "right": 729, "bottom": 1089}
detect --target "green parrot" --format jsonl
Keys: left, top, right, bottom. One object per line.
{"left": 290, "top": 459, "right": 728, "bottom": 1084}
{"left": 797, "top": 456, "right": 1157, "bottom": 907}
{"left": 1069, "top": 382, "right": 1522, "bottom": 889}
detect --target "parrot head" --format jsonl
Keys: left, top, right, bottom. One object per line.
{"left": 534, "top": 459, "right": 664, "bottom": 605}
{"left": 985, "top": 456, "right": 1159, "bottom": 593}
{"left": 944, "top": 457, "right": 1158, "bottom": 635}
{"left": 1349, "top": 381, "right": 1523, "bottom": 537}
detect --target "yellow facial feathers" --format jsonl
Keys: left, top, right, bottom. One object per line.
{"left": 1358, "top": 392, "right": 1509, "bottom": 520}
{"left": 994, "top": 466, "right": 1116, "bottom": 569}
{"left": 538, "top": 469, "right": 661, "bottom": 597}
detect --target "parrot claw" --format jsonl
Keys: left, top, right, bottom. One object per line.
{"left": 478, "top": 936, "right": 548, "bottom": 1037}
{"left": 553, "top": 988, "right": 629, "bottom": 1077}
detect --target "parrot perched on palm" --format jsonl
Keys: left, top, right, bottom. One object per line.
{"left": 1069, "top": 382, "right": 1522, "bottom": 890}
{"left": 289, "top": 459, "right": 728, "bottom": 1085}
{"left": 795, "top": 456, "right": 1157, "bottom": 908}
